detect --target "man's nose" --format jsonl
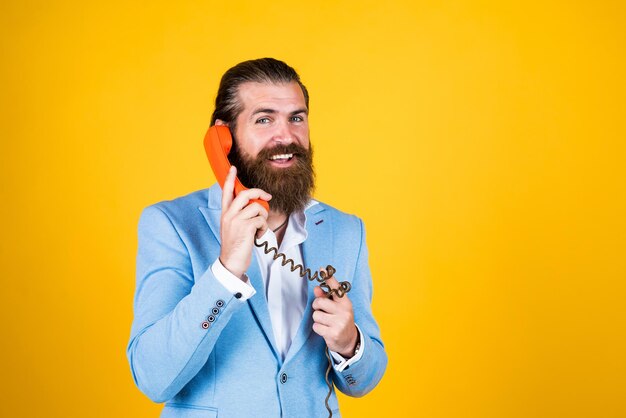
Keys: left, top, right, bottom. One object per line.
{"left": 271, "top": 120, "right": 295, "bottom": 144}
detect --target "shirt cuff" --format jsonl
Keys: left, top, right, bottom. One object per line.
{"left": 211, "top": 258, "right": 256, "bottom": 301}
{"left": 329, "top": 324, "right": 365, "bottom": 372}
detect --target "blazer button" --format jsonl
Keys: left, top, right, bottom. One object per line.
{"left": 215, "top": 299, "right": 225, "bottom": 308}
{"left": 234, "top": 292, "right": 242, "bottom": 299}
{"left": 211, "top": 307, "right": 220, "bottom": 315}
{"left": 280, "top": 372, "right": 288, "bottom": 384}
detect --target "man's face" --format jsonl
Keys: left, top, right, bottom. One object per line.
{"left": 231, "top": 81, "right": 310, "bottom": 160}
{"left": 217, "top": 81, "right": 315, "bottom": 214}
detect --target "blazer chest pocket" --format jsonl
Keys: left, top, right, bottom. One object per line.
{"left": 161, "top": 403, "right": 218, "bottom": 418}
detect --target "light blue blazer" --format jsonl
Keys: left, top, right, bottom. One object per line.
{"left": 127, "top": 184, "right": 387, "bottom": 417}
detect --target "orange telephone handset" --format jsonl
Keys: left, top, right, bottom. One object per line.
{"left": 203, "top": 125, "right": 270, "bottom": 212}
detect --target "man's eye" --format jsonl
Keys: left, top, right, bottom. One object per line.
{"left": 290, "top": 116, "right": 303, "bottom": 122}
{"left": 256, "top": 117, "right": 270, "bottom": 124}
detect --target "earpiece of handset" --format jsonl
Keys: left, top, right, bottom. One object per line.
{"left": 204, "top": 125, "right": 270, "bottom": 211}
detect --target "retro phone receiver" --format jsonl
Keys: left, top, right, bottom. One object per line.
{"left": 203, "top": 125, "right": 270, "bottom": 212}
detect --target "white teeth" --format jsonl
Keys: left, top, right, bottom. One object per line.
{"left": 269, "top": 153, "right": 293, "bottom": 160}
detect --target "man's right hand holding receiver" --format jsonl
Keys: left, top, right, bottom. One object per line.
{"left": 218, "top": 165, "right": 272, "bottom": 280}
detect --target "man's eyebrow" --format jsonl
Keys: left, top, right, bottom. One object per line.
{"left": 250, "top": 108, "right": 309, "bottom": 117}
{"left": 251, "top": 108, "right": 277, "bottom": 116}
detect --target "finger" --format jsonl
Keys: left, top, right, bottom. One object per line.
{"left": 235, "top": 201, "right": 269, "bottom": 222}
{"left": 312, "top": 310, "right": 334, "bottom": 326}
{"left": 221, "top": 166, "right": 237, "bottom": 211}
{"left": 249, "top": 216, "right": 268, "bottom": 236}
{"left": 320, "top": 267, "right": 335, "bottom": 280}
{"left": 321, "top": 275, "right": 351, "bottom": 303}
{"left": 313, "top": 286, "right": 325, "bottom": 298}
{"left": 311, "top": 296, "right": 336, "bottom": 313}
{"left": 256, "top": 221, "right": 268, "bottom": 239}
{"left": 228, "top": 188, "right": 272, "bottom": 214}
{"left": 324, "top": 276, "right": 340, "bottom": 289}
{"left": 317, "top": 267, "right": 335, "bottom": 297}
{"left": 312, "top": 322, "right": 330, "bottom": 338}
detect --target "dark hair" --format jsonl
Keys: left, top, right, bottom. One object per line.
{"left": 210, "top": 58, "right": 309, "bottom": 129}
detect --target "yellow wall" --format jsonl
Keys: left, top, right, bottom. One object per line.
{"left": 1, "top": 1, "right": 625, "bottom": 417}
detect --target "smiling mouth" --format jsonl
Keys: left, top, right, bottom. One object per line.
{"left": 268, "top": 153, "right": 294, "bottom": 162}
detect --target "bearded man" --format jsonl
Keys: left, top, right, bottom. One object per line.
{"left": 127, "top": 58, "right": 387, "bottom": 418}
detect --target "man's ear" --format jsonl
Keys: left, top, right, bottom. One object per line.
{"left": 215, "top": 119, "right": 227, "bottom": 126}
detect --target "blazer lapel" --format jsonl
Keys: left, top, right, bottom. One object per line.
{"left": 198, "top": 185, "right": 280, "bottom": 361}
{"left": 197, "top": 185, "right": 222, "bottom": 245}
{"left": 284, "top": 203, "right": 333, "bottom": 364}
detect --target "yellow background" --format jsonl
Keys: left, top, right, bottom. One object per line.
{"left": 1, "top": 1, "right": 625, "bottom": 417}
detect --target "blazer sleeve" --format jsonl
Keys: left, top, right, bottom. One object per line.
{"left": 126, "top": 205, "right": 245, "bottom": 403}
{"left": 332, "top": 218, "right": 388, "bottom": 397}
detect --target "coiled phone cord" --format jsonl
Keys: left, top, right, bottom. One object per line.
{"left": 254, "top": 238, "right": 352, "bottom": 418}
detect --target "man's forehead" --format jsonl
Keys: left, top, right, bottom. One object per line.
{"left": 237, "top": 81, "right": 306, "bottom": 112}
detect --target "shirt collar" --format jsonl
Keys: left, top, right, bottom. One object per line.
{"left": 252, "top": 199, "right": 319, "bottom": 251}
{"left": 281, "top": 199, "right": 318, "bottom": 250}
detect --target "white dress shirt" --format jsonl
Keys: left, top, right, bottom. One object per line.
{"left": 211, "top": 201, "right": 364, "bottom": 370}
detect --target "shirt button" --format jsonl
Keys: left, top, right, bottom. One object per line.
{"left": 215, "top": 299, "right": 225, "bottom": 308}
{"left": 234, "top": 292, "right": 242, "bottom": 299}
{"left": 207, "top": 315, "right": 216, "bottom": 322}
{"left": 280, "top": 372, "right": 288, "bottom": 384}
{"left": 201, "top": 321, "right": 209, "bottom": 329}
{"left": 211, "top": 307, "right": 220, "bottom": 315}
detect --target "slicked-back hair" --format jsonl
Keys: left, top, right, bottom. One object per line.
{"left": 210, "top": 58, "right": 309, "bottom": 130}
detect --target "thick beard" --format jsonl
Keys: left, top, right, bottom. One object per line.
{"left": 229, "top": 140, "right": 315, "bottom": 215}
